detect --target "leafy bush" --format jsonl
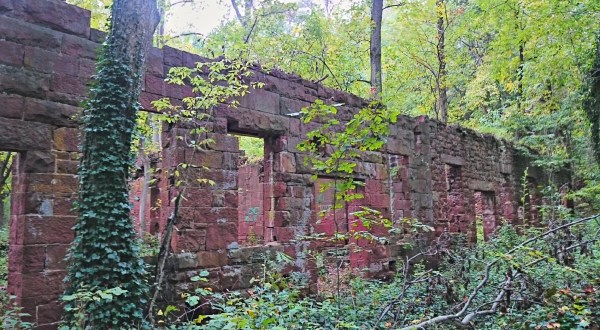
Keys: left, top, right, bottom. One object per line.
{"left": 0, "top": 291, "right": 33, "bottom": 330}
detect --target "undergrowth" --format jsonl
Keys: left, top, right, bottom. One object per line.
{"left": 148, "top": 220, "right": 599, "bottom": 330}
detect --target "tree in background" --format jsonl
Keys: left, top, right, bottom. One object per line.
{"left": 370, "top": 0, "right": 383, "bottom": 98}
{"left": 586, "top": 33, "right": 600, "bottom": 164}
{"left": 0, "top": 152, "right": 13, "bottom": 228}
{"left": 63, "top": 0, "right": 159, "bottom": 328}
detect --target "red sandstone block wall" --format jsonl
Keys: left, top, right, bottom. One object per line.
{"left": 0, "top": 1, "right": 557, "bottom": 328}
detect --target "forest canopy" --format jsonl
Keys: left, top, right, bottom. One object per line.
{"left": 70, "top": 0, "right": 600, "bottom": 179}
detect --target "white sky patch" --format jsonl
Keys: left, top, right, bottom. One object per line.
{"left": 164, "top": 1, "right": 233, "bottom": 36}
{"left": 163, "top": 0, "right": 354, "bottom": 37}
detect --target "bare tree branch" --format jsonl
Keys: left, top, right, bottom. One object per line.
{"left": 231, "top": 0, "right": 247, "bottom": 27}
{"left": 383, "top": 2, "right": 405, "bottom": 10}
{"left": 148, "top": 189, "right": 184, "bottom": 323}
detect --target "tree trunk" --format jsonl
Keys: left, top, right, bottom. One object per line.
{"left": 64, "top": 0, "right": 159, "bottom": 328}
{"left": 0, "top": 196, "right": 5, "bottom": 229}
{"left": 436, "top": 0, "right": 448, "bottom": 123}
{"left": 156, "top": 0, "right": 167, "bottom": 47}
{"left": 370, "top": 0, "right": 383, "bottom": 98}
{"left": 586, "top": 34, "right": 600, "bottom": 164}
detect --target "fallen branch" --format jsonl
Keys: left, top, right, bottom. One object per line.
{"left": 147, "top": 189, "right": 184, "bottom": 323}
{"left": 397, "top": 213, "right": 600, "bottom": 330}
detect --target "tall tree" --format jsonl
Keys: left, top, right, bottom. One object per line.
{"left": 586, "top": 33, "right": 600, "bottom": 164}
{"left": 435, "top": 0, "right": 448, "bottom": 123}
{"left": 370, "top": 0, "right": 383, "bottom": 98}
{"left": 63, "top": 0, "right": 159, "bottom": 328}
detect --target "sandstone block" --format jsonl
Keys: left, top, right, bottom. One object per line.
{"left": 24, "top": 46, "right": 78, "bottom": 75}
{"left": 146, "top": 48, "right": 164, "bottom": 77}
{"left": 50, "top": 73, "right": 88, "bottom": 96}
{"left": 174, "top": 229, "right": 207, "bottom": 252}
{"left": 22, "top": 151, "right": 55, "bottom": 174}
{"left": 0, "top": 93, "right": 24, "bottom": 119}
{"left": 23, "top": 99, "right": 80, "bottom": 127}
{"left": 23, "top": 216, "right": 76, "bottom": 245}
{"left": 275, "top": 151, "right": 296, "bottom": 173}
{"left": 0, "top": 40, "right": 24, "bottom": 67}
{"left": 53, "top": 127, "right": 80, "bottom": 152}
{"left": 0, "top": 16, "right": 62, "bottom": 51}
{"left": 61, "top": 34, "right": 99, "bottom": 60}
{"left": 36, "top": 300, "right": 63, "bottom": 326}
{"left": 10, "top": 0, "right": 91, "bottom": 38}
{"left": 0, "top": 65, "right": 50, "bottom": 98}
{"left": 163, "top": 46, "right": 183, "bottom": 67}
{"left": 20, "top": 270, "right": 66, "bottom": 298}
{"left": 196, "top": 251, "right": 229, "bottom": 268}
{"left": 144, "top": 74, "right": 165, "bottom": 95}
{"left": 0, "top": 118, "right": 52, "bottom": 151}
{"left": 206, "top": 223, "right": 237, "bottom": 250}
{"left": 45, "top": 244, "right": 68, "bottom": 270}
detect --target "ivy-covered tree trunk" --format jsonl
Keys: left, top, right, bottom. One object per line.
{"left": 64, "top": 0, "right": 159, "bottom": 328}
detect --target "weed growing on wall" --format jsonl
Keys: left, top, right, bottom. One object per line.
{"left": 148, "top": 58, "right": 263, "bottom": 321}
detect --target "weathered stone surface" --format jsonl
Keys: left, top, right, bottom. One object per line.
{"left": 53, "top": 127, "right": 80, "bottom": 151}
{"left": 24, "top": 46, "right": 79, "bottom": 75}
{"left": 174, "top": 229, "right": 207, "bottom": 252}
{"left": 238, "top": 89, "right": 280, "bottom": 114}
{"left": 20, "top": 270, "right": 67, "bottom": 298}
{"left": 50, "top": 73, "right": 88, "bottom": 96}
{"left": 0, "top": 93, "right": 25, "bottom": 119}
{"left": 24, "top": 98, "right": 80, "bottom": 127}
{"left": 195, "top": 251, "right": 229, "bottom": 268}
{"left": 206, "top": 223, "right": 238, "bottom": 250}
{"left": 0, "top": 118, "right": 52, "bottom": 151}
{"left": 146, "top": 48, "right": 164, "bottom": 77}
{"left": 45, "top": 244, "right": 68, "bottom": 270}
{"left": 441, "top": 154, "right": 465, "bottom": 166}
{"left": 222, "top": 106, "right": 290, "bottom": 134}
{"left": 163, "top": 46, "right": 183, "bottom": 67}
{"left": 0, "top": 15, "right": 62, "bottom": 51}
{"left": 0, "top": 40, "right": 24, "bottom": 67}
{"left": 89, "top": 28, "right": 106, "bottom": 43}
{"left": 8, "top": 0, "right": 91, "bottom": 38}
{"left": 22, "top": 151, "right": 55, "bottom": 174}
{"left": 469, "top": 180, "right": 495, "bottom": 192}
{"left": 144, "top": 74, "right": 165, "bottom": 95}
{"left": 61, "top": 34, "right": 100, "bottom": 60}
{"left": 0, "top": 65, "right": 50, "bottom": 98}
{"left": 22, "top": 216, "right": 76, "bottom": 245}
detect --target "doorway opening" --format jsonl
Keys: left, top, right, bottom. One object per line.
{"left": 231, "top": 134, "right": 266, "bottom": 246}
{"left": 0, "top": 151, "right": 15, "bottom": 288}
{"left": 474, "top": 191, "right": 497, "bottom": 243}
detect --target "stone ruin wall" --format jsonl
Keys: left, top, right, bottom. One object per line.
{"left": 0, "top": 0, "right": 554, "bottom": 328}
